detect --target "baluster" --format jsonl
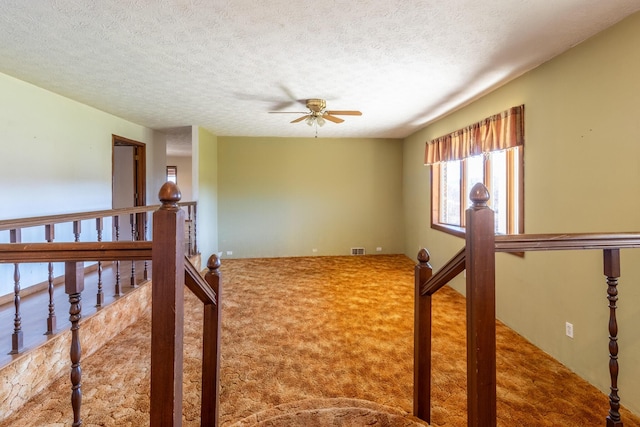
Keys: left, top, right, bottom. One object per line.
{"left": 113, "top": 215, "right": 121, "bottom": 297}
{"left": 45, "top": 224, "right": 57, "bottom": 334}
{"left": 10, "top": 229, "right": 23, "bottom": 354}
{"left": 96, "top": 218, "right": 104, "bottom": 307}
{"left": 66, "top": 261, "right": 84, "bottom": 427}
{"left": 414, "top": 248, "right": 433, "bottom": 422}
{"left": 73, "top": 220, "right": 81, "bottom": 242}
{"left": 193, "top": 204, "right": 198, "bottom": 255}
{"left": 143, "top": 212, "right": 149, "bottom": 280}
{"left": 130, "top": 213, "right": 137, "bottom": 288}
{"left": 187, "top": 205, "right": 193, "bottom": 256}
{"left": 604, "top": 249, "right": 623, "bottom": 427}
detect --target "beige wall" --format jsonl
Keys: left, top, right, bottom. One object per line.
{"left": 218, "top": 136, "right": 404, "bottom": 258}
{"left": 403, "top": 12, "right": 640, "bottom": 413}
{"left": 195, "top": 126, "right": 219, "bottom": 260}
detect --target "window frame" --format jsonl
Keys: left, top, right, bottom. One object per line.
{"left": 430, "top": 147, "right": 524, "bottom": 238}
{"left": 166, "top": 165, "right": 178, "bottom": 184}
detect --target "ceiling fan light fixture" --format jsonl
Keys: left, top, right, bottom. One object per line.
{"left": 316, "top": 116, "right": 325, "bottom": 127}
{"left": 305, "top": 116, "right": 314, "bottom": 126}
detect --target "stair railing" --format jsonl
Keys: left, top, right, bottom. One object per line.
{"left": 0, "top": 200, "right": 198, "bottom": 359}
{"left": 0, "top": 183, "right": 216, "bottom": 426}
{"left": 414, "top": 182, "right": 640, "bottom": 427}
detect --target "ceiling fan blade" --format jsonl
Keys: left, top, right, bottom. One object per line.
{"left": 325, "top": 110, "right": 362, "bottom": 116}
{"left": 269, "top": 111, "right": 308, "bottom": 114}
{"left": 290, "top": 115, "right": 310, "bottom": 123}
{"left": 322, "top": 114, "right": 345, "bottom": 124}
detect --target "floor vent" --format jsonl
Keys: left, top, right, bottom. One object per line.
{"left": 350, "top": 247, "right": 366, "bottom": 255}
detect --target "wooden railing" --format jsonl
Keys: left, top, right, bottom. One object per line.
{"left": 414, "top": 183, "right": 640, "bottom": 427}
{"left": 0, "top": 200, "right": 197, "bottom": 356}
{"left": 0, "top": 183, "right": 219, "bottom": 426}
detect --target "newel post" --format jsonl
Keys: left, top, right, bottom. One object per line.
{"left": 414, "top": 248, "right": 433, "bottom": 422}
{"left": 202, "top": 254, "right": 222, "bottom": 427}
{"left": 465, "top": 183, "right": 497, "bottom": 427}
{"left": 151, "top": 182, "right": 185, "bottom": 427}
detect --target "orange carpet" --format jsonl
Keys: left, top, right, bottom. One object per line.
{"left": 1, "top": 255, "right": 638, "bottom": 426}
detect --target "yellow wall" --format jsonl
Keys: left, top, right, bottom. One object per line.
{"left": 218, "top": 136, "right": 404, "bottom": 258}
{"left": 195, "top": 126, "right": 219, "bottom": 260}
{"left": 403, "top": 12, "right": 640, "bottom": 413}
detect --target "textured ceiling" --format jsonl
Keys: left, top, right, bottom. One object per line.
{"left": 1, "top": 0, "right": 639, "bottom": 153}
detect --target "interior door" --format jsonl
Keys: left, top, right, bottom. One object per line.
{"left": 112, "top": 135, "right": 146, "bottom": 241}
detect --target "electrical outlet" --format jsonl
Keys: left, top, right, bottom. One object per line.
{"left": 376, "top": 247, "right": 382, "bottom": 252}
{"left": 226, "top": 250, "right": 233, "bottom": 256}
{"left": 312, "top": 248, "right": 318, "bottom": 253}
{"left": 565, "top": 322, "right": 574, "bottom": 338}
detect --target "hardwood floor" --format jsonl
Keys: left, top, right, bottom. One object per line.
{"left": 0, "top": 260, "right": 151, "bottom": 367}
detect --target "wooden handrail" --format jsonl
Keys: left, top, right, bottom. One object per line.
{"left": 0, "top": 201, "right": 196, "bottom": 231}
{"left": 420, "top": 247, "right": 465, "bottom": 296}
{"left": 496, "top": 232, "right": 640, "bottom": 252}
{"left": 184, "top": 255, "right": 217, "bottom": 305}
{"left": 0, "top": 241, "right": 152, "bottom": 263}
{"left": 418, "top": 233, "right": 640, "bottom": 298}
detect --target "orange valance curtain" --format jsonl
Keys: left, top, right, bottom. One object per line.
{"left": 424, "top": 104, "right": 524, "bottom": 165}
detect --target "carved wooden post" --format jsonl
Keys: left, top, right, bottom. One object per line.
{"left": 151, "top": 182, "right": 185, "bottom": 427}
{"left": 65, "top": 261, "right": 85, "bottom": 427}
{"left": 113, "top": 215, "right": 121, "bottom": 296}
{"left": 95, "top": 218, "right": 104, "bottom": 307}
{"left": 465, "top": 183, "right": 497, "bottom": 427}
{"left": 10, "top": 229, "right": 23, "bottom": 354}
{"left": 414, "top": 248, "right": 433, "bottom": 422}
{"left": 130, "top": 213, "right": 137, "bottom": 288}
{"left": 193, "top": 204, "right": 198, "bottom": 255}
{"left": 73, "top": 220, "right": 81, "bottom": 242}
{"left": 45, "top": 224, "right": 57, "bottom": 334}
{"left": 143, "top": 212, "right": 149, "bottom": 281}
{"left": 604, "top": 249, "right": 623, "bottom": 427}
{"left": 202, "top": 254, "right": 222, "bottom": 427}
{"left": 187, "top": 205, "right": 193, "bottom": 256}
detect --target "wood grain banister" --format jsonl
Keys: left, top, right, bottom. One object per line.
{"left": 184, "top": 255, "right": 217, "bottom": 306}
{"left": 420, "top": 233, "right": 640, "bottom": 298}
{"left": 495, "top": 233, "right": 640, "bottom": 252}
{"left": 0, "top": 201, "right": 196, "bottom": 232}
{"left": 0, "top": 241, "right": 152, "bottom": 263}
{"left": 420, "top": 247, "right": 466, "bottom": 296}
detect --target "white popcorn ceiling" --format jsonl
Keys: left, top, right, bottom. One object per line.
{"left": 1, "top": 0, "right": 639, "bottom": 150}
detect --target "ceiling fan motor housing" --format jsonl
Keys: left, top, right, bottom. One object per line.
{"left": 306, "top": 99, "right": 326, "bottom": 113}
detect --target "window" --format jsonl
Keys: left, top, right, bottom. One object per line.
{"left": 166, "top": 165, "right": 177, "bottom": 184}
{"left": 426, "top": 105, "right": 524, "bottom": 237}
{"left": 432, "top": 147, "right": 523, "bottom": 236}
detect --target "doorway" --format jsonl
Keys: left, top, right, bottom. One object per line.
{"left": 112, "top": 135, "right": 146, "bottom": 240}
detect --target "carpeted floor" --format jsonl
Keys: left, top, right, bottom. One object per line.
{"left": 1, "top": 255, "right": 638, "bottom": 426}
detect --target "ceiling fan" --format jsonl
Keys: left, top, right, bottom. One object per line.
{"left": 270, "top": 99, "right": 362, "bottom": 126}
